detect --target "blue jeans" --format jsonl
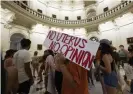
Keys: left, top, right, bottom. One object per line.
{"left": 103, "top": 71, "right": 118, "bottom": 87}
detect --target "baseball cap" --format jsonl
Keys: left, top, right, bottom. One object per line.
{"left": 100, "top": 39, "right": 111, "bottom": 47}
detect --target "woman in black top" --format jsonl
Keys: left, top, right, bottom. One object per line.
{"left": 99, "top": 39, "right": 118, "bottom": 94}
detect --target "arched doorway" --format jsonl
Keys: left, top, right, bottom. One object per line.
{"left": 10, "top": 33, "right": 25, "bottom": 50}
{"left": 87, "top": 9, "right": 96, "bottom": 18}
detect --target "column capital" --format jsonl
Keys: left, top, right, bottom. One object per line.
{"left": 1, "top": 8, "right": 15, "bottom": 25}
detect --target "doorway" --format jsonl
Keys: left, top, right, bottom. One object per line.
{"left": 10, "top": 33, "right": 25, "bottom": 50}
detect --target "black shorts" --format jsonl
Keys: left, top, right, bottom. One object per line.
{"left": 18, "top": 79, "right": 31, "bottom": 94}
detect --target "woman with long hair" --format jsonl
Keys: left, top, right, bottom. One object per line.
{"left": 4, "top": 49, "right": 17, "bottom": 69}
{"left": 42, "top": 49, "right": 58, "bottom": 94}
{"left": 4, "top": 49, "right": 19, "bottom": 94}
{"left": 95, "top": 48, "right": 107, "bottom": 94}
{"left": 99, "top": 39, "right": 118, "bottom": 94}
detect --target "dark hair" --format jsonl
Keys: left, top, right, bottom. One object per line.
{"left": 21, "top": 38, "right": 31, "bottom": 49}
{"left": 64, "top": 58, "right": 70, "bottom": 64}
{"left": 119, "top": 45, "right": 124, "bottom": 48}
{"left": 47, "top": 49, "right": 54, "bottom": 56}
{"left": 128, "top": 45, "right": 133, "bottom": 66}
{"left": 5, "top": 49, "right": 17, "bottom": 59}
{"left": 128, "top": 45, "right": 133, "bottom": 52}
{"left": 100, "top": 43, "right": 113, "bottom": 55}
{"left": 42, "top": 49, "right": 54, "bottom": 61}
{"left": 34, "top": 51, "right": 38, "bottom": 56}
{"left": 100, "top": 43, "right": 117, "bottom": 71}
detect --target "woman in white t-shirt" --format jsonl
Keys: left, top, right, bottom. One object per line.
{"left": 44, "top": 50, "right": 59, "bottom": 94}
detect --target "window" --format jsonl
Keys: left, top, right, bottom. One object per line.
{"left": 37, "top": 44, "right": 42, "bottom": 50}
{"left": 103, "top": 7, "right": 109, "bottom": 12}
{"left": 65, "top": 16, "right": 69, "bottom": 20}
{"left": 22, "top": 1, "right": 28, "bottom": 5}
{"left": 37, "top": 9, "right": 42, "bottom": 13}
{"left": 77, "top": 16, "right": 81, "bottom": 20}
{"left": 52, "top": 14, "right": 56, "bottom": 18}
{"left": 10, "top": 33, "right": 25, "bottom": 50}
{"left": 127, "top": 37, "right": 133, "bottom": 44}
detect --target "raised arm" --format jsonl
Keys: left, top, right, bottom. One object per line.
{"left": 55, "top": 53, "right": 80, "bottom": 88}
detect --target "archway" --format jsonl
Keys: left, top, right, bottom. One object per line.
{"left": 87, "top": 9, "right": 96, "bottom": 18}
{"left": 90, "top": 36, "right": 99, "bottom": 42}
{"left": 10, "top": 33, "right": 25, "bottom": 50}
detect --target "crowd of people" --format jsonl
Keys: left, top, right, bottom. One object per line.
{"left": 1, "top": 38, "right": 133, "bottom": 94}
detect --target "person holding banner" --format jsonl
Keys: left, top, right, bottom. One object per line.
{"left": 99, "top": 39, "right": 118, "bottom": 94}
{"left": 54, "top": 53, "right": 89, "bottom": 94}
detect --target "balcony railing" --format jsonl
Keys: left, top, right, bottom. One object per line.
{"left": 2, "top": 1, "right": 133, "bottom": 27}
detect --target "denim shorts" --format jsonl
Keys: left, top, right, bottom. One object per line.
{"left": 103, "top": 71, "right": 118, "bottom": 87}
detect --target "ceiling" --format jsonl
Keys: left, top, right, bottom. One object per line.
{"left": 84, "top": 1, "right": 96, "bottom": 7}
{"left": 39, "top": 0, "right": 96, "bottom": 8}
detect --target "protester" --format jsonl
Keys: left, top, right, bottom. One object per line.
{"left": 99, "top": 39, "right": 118, "bottom": 94}
{"left": 124, "top": 45, "right": 133, "bottom": 93}
{"left": 4, "top": 49, "right": 17, "bottom": 69}
{"left": 54, "top": 52, "right": 63, "bottom": 94}
{"left": 13, "top": 38, "right": 33, "bottom": 94}
{"left": 88, "top": 65, "right": 95, "bottom": 86}
{"left": 6, "top": 65, "right": 19, "bottom": 94}
{"left": 1, "top": 55, "right": 6, "bottom": 94}
{"left": 95, "top": 48, "right": 107, "bottom": 94}
{"left": 32, "top": 51, "right": 39, "bottom": 78}
{"left": 112, "top": 47, "right": 125, "bottom": 93}
{"left": 112, "top": 47, "right": 120, "bottom": 66}
{"left": 37, "top": 55, "right": 46, "bottom": 84}
{"left": 54, "top": 53, "right": 89, "bottom": 94}
{"left": 4, "top": 49, "right": 19, "bottom": 94}
{"left": 118, "top": 45, "right": 128, "bottom": 68}
{"left": 37, "top": 51, "right": 49, "bottom": 84}
{"left": 43, "top": 49, "right": 57, "bottom": 94}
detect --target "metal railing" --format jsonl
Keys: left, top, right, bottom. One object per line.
{"left": 3, "top": 1, "right": 133, "bottom": 27}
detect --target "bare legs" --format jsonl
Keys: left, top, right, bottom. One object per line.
{"left": 100, "top": 76, "right": 117, "bottom": 94}
{"left": 100, "top": 76, "right": 107, "bottom": 94}
{"left": 106, "top": 85, "right": 117, "bottom": 94}
{"left": 6, "top": 66, "right": 19, "bottom": 94}
{"left": 32, "top": 64, "right": 39, "bottom": 77}
{"left": 88, "top": 68, "right": 95, "bottom": 86}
